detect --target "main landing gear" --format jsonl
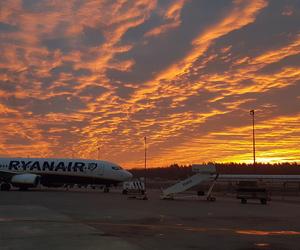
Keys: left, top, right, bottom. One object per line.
{"left": 18, "top": 186, "right": 28, "bottom": 191}
{"left": 104, "top": 185, "right": 110, "bottom": 193}
{"left": 0, "top": 182, "right": 11, "bottom": 191}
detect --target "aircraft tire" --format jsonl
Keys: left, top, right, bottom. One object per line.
{"left": 104, "top": 187, "right": 110, "bottom": 193}
{"left": 260, "top": 199, "right": 267, "bottom": 205}
{"left": 19, "top": 186, "right": 28, "bottom": 191}
{"left": 197, "top": 190, "right": 205, "bottom": 196}
{"left": 207, "top": 196, "right": 216, "bottom": 202}
{"left": 0, "top": 182, "right": 11, "bottom": 191}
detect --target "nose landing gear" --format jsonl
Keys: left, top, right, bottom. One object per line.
{"left": 104, "top": 185, "right": 110, "bottom": 193}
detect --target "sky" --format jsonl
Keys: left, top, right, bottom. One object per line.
{"left": 0, "top": 0, "right": 299, "bottom": 168}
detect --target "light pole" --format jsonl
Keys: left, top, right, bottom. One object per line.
{"left": 144, "top": 136, "right": 147, "bottom": 195}
{"left": 97, "top": 143, "right": 100, "bottom": 160}
{"left": 250, "top": 110, "right": 256, "bottom": 167}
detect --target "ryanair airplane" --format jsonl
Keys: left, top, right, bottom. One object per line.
{"left": 0, "top": 158, "right": 132, "bottom": 192}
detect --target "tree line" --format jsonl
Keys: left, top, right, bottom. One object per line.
{"left": 129, "top": 162, "right": 300, "bottom": 180}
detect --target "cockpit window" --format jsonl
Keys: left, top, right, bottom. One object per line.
{"left": 112, "top": 166, "right": 122, "bottom": 170}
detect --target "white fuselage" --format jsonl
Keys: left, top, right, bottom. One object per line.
{"left": 0, "top": 158, "right": 132, "bottom": 188}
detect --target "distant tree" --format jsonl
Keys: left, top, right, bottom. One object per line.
{"left": 129, "top": 162, "right": 300, "bottom": 180}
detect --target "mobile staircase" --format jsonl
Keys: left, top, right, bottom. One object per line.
{"left": 161, "top": 164, "right": 218, "bottom": 201}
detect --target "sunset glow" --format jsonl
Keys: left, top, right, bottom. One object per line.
{"left": 0, "top": 0, "right": 299, "bottom": 168}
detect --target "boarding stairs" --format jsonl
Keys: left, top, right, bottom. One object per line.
{"left": 161, "top": 164, "right": 217, "bottom": 200}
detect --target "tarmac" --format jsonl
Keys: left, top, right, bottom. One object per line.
{"left": 1, "top": 188, "right": 300, "bottom": 250}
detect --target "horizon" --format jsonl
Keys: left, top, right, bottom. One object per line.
{"left": 0, "top": 0, "right": 299, "bottom": 168}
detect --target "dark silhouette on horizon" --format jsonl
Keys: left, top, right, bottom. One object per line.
{"left": 130, "top": 162, "right": 300, "bottom": 180}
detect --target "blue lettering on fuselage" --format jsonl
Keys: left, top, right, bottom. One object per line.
{"left": 7, "top": 160, "right": 85, "bottom": 172}
{"left": 42, "top": 161, "right": 55, "bottom": 171}
{"left": 55, "top": 162, "right": 66, "bottom": 171}
{"left": 67, "top": 162, "right": 73, "bottom": 171}
{"left": 73, "top": 162, "right": 85, "bottom": 172}
{"left": 30, "top": 161, "right": 41, "bottom": 171}
{"left": 9, "top": 161, "right": 19, "bottom": 170}
{"left": 21, "top": 161, "right": 32, "bottom": 170}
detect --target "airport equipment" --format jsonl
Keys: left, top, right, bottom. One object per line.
{"left": 122, "top": 178, "right": 145, "bottom": 195}
{"left": 161, "top": 164, "right": 300, "bottom": 203}
{"left": 236, "top": 181, "right": 270, "bottom": 204}
{"left": 161, "top": 164, "right": 216, "bottom": 200}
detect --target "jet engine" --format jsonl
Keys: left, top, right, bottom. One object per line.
{"left": 11, "top": 173, "right": 40, "bottom": 188}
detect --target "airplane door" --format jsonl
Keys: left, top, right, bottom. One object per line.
{"left": 96, "top": 162, "right": 104, "bottom": 176}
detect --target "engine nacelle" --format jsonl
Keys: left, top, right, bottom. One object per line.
{"left": 11, "top": 173, "right": 40, "bottom": 188}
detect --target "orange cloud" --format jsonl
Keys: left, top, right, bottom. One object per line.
{"left": 144, "top": 0, "right": 186, "bottom": 37}
{"left": 251, "top": 35, "right": 300, "bottom": 65}
{"left": 0, "top": 0, "right": 299, "bottom": 169}
{"left": 130, "top": 0, "right": 268, "bottom": 105}
{"left": 127, "top": 114, "right": 300, "bottom": 168}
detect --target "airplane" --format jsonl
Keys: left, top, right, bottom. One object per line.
{"left": 0, "top": 157, "right": 133, "bottom": 192}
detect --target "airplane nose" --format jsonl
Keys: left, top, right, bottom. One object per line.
{"left": 124, "top": 170, "right": 133, "bottom": 181}
{"left": 127, "top": 171, "right": 133, "bottom": 179}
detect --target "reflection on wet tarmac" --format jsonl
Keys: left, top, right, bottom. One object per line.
{"left": 0, "top": 218, "right": 14, "bottom": 222}
{"left": 255, "top": 243, "right": 270, "bottom": 247}
{"left": 236, "top": 230, "right": 300, "bottom": 235}
{"left": 1, "top": 217, "right": 300, "bottom": 239}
